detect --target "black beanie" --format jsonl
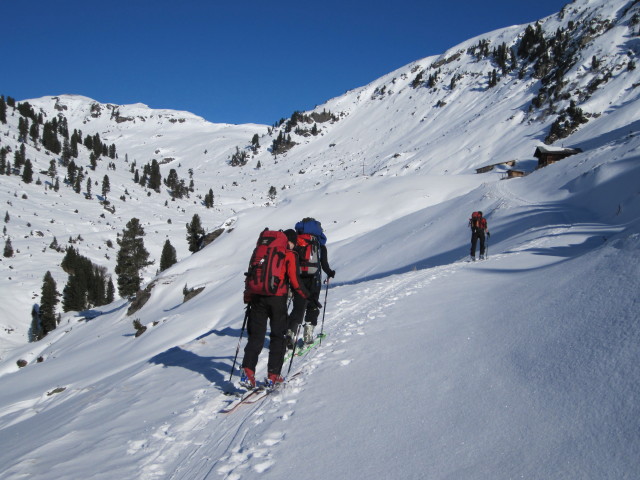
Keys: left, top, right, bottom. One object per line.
{"left": 284, "top": 229, "right": 297, "bottom": 244}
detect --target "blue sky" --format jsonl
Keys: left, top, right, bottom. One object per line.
{"left": 3, "top": 0, "right": 569, "bottom": 125}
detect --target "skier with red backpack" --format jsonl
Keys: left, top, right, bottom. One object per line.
{"left": 286, "top": 218, "right": 335, "bottom": 346}
{"left": 469, "top": 211, "right": 490, "bottom": 261}
{"left": 240, "top": 228, "right": 321, "bottom": 388}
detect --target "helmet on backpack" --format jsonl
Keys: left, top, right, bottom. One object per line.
{"left": 294, "top": 218, "right": 326, "bottom": 277}
{"left": 295, "top": 217, "right": 327, "bottom": 246}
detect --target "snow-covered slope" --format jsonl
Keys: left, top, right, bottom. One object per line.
{"left": 0, "top": 0, "right": 639, "bottom": 478}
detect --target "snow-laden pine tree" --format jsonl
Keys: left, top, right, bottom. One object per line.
{"left": 115, "top": 218, "right": 151, "bottom": 297}
{"left": 159, "top": 239, "right": 177, "bottom": 272}
{"left": 186, "top": 214, "right": 205, "bottom": 253}
{"left": 39, "top": 271, "right": 59, "bottom": 335}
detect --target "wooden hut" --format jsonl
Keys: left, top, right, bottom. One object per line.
{"left": 534, "top": 146, "right": 582, "bottom": 168}
{"left": 475, "top": 159, "right": 516, "bottom": 174}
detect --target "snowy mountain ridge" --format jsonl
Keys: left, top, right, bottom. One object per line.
{"left": 0, "top": 0, "right": 639, "bottom": 477}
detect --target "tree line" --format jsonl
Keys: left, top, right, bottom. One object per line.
{"left": 27, "top": 212, "right": 214, "bottom": 341}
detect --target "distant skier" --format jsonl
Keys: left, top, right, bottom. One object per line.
{"left": 241, "top": 229, "right": 321, "bottom": 388}
{"left": 469, "top": 211, "right": 490, "bottom": 260}
{"left": 286, "top": 218, "right": 335, "bottom": 346}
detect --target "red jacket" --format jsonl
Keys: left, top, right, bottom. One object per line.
{"left": 279, "top": 250, "right": 310, "bottom": 298}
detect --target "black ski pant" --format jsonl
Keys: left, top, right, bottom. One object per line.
{"left": 470, "top": 229, "right": 486, "bottom": 257}
{"left": 287, "top": 275, "right": 321, "bottom": 330}
{"left": 242, "top": 294, "right": 288, "bottom": 375}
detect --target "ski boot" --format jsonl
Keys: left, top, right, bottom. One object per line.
{"left": 240, "top": 367, "right": 256, "bottom": 389}
{"left": 303, "top": 323, "right": 315, "bottom": 344}
{"left": 266, "top": 372, "right": 284, "bottom": 389}
{"left": 285, "top": 329, "right": 296, "bottom": 350}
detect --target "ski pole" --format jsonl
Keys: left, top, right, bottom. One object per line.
{"left": 229, "top": 305, "right": 250, "bottom": 382}
{"left": 319, "top": 278, "right": 330, "bottom": 345}
{"left": 286, "top": 322, "right": 302, "bottom": 375}
{"left": 485, "top": 233, "right": 489, "bottom": 259}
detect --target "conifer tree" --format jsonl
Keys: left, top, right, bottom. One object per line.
{"left": 14, "top": 144, "right": 26, "bottom": 168}
{"left": 40, "top": 271, "right": 59, "bottom": 334}
{"left": 115, "top": 218, "right": 151, "bottom": 297}
{"left": 159, "top": 239, "right": 178, "bottom": 272}
{"left": 165, "top": 168, "right": 179, "bottom": 191}
{"left": 74, "top": 175, "right": 82, "bottom": 194}
{"left": 90, "top": 152, "right": 98, "bottom": 170}
{"left": 18, "top": 117, "right": 28, "bottom": 142}
{"left": 489, "top": 69, "right": 498, "bottom": 88}
{"left": 251, "top": 133, "right": 260, "bottom": 153}
{"left": 204, "top": 188, "right": 214, "bottom": 208}
{"left": 30, "top": 306, "right": 44, "bottom": 342}
{"left": 186, "top": 214, "right": 205, "bottom": 253}
{"left": 29, "top": 121, "right": 40, "bottom": 143}
{"left": 70, "top": 133, "right": 79, "bottom": 158}
{"left": 0, "top": 147, "right": 6, "bottom": 172}
{"left": 67, "top": 159, "right": 77, "bottom": 185}
{"left": 148, "top": 160, "right": 162, "bottom": 192}
{"left": 48, "top": 159, "right": 57, "bottom": 179}
{"left": 102, "top": 175, "right": 110, "bottom": 200}
{"left": 3, "top": 238, "right": 13, "bottom": 257}
{"left": 62, "top": 274, "right": 86, "bottom": 312}
{"left": 22, "top": 159, "right": 34, "bottom": 183}
{"left": 0, "top": 95, "right": 6, "bottom": 124}
{"left": 106, "top": 278, "right": 115, "bottom": 303}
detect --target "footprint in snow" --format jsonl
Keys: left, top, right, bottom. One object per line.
{"left": 263, "top": 431, "right": 285, "bottom": 446}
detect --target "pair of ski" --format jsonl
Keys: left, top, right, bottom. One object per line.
{"left": 220, "top": 384, "right": 274, "bottom": 414}
{"left": 221, "top": 370, "right": 303, "bottom": 414}
{"left": 284, "top": 332, "right": 327, "bottom": 363}
{"left": 221, "top": 333, "right": 326, "bottom": 414}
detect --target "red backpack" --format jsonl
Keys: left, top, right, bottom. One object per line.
{"left": 244, "top": 229, "right": 288, "bottom": 296}
{"left": 469, "top": 211, "right": 487, "bottom": 230}
{"left": 296, "top": 233, "right": 320, "bottom": 277}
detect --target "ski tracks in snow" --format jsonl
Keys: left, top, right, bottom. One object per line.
{"left": 208, "top": 261, "right": 469, "bottom": 479}
{"left": 126, "top": 385, "right": 228, "bottom": 480}
{"left": 134, "top": 259, "right": 482, "bottom": 480}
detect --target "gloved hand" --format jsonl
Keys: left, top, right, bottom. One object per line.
{"left": 313, "top": 298, "right": 323, "bottom": 309}
{"left": 487, "top": 231, "right": 491, "bottom": 238}
{"left": 243, "top": 291, "right": 254, "bottom": 304}
{"left": 328, "top": 269, "right": 336, "bottom": 278}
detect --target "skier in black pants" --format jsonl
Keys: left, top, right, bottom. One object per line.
{"left": 286, "top": 218, "right": 335, "bottom": 346}
{"left": 241, "top": 229, "right": 318, "bottom": 387}
{"left": 469, "top": 211, "right": 490, "bottom": 260}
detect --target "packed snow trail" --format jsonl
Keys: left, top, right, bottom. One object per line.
{"left": 133, "top": 234, "right": 570, "bottom": 477}
{"left": 200, "top": 233, "right": 639, "bottom": 480}
{"left": 115, "top": 257, "right": 468, "bottom": 480}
